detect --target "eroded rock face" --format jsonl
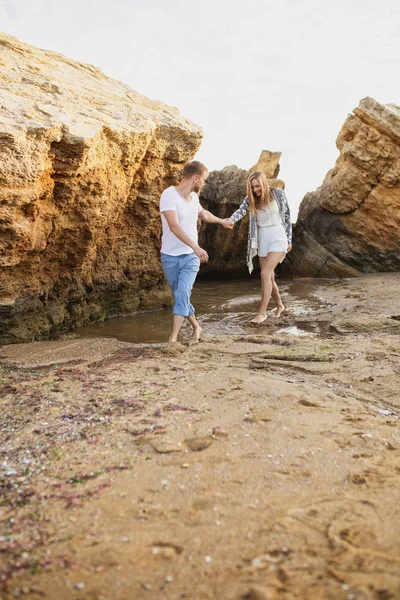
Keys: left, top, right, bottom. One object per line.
{"left": 198, "top": 151, "right": 285, "bottom": 276}
{"left": 0, "top": 33, "right": 202, "bottom": 343}
{"left": 285, "top": 97, "right": 400, "bottom": 277}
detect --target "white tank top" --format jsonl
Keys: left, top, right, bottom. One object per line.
{"left": 256, "top": 199, "right": 281, "bottom": 227}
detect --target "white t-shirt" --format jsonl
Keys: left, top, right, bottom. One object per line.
{"left": 160, "top": 186, "right": 202, "bottom": 256}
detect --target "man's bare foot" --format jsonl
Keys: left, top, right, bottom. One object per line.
{"left": 192, "top": 324, "right": 203, "bottom": 343}
{"left": 168, "top": 336, "right": 178, "bottom": 343}
{"left": 273, "top": 304, "right": 285, "bottom": 318}
{"left": 251, "top": 313, "right": 267, "bottom": 324}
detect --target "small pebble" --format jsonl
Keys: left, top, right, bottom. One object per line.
{"left": 165, "top": 575, "right": 173, "bottom": 583}
{"left": 162, "top": 547, "right": 176, "bottom": 559}
{"left": 142, "top": 583, "right": 152, "bottom": 590}
{"left": 205, "top": 555, "right": 212, "bottom": 563}
{"left": 74, "top": 583, "right": 85, "bottom": 590}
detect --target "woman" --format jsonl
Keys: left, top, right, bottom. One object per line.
{"left": 225, "top": 171, "right": 292, "bottom": 323}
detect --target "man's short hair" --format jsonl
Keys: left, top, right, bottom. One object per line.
{"left": 182, "top": 161, "right": 208, "bottom": 178}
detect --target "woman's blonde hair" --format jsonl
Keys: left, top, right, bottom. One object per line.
{"left": 247, "top": 171, "right": 273, "bottom": 213}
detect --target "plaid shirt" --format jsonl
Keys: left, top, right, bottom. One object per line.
{"left": 230, "top": 189, "right": 292, "bottom": 274}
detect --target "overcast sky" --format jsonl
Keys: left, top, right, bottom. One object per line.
{"left": 1, "top": 0, "right": 399, "bottom": 218}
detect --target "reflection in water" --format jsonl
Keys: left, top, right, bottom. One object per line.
{"left": 276, "top": 325, "right": 312, "bottom": 337}
{"left": 73, "top": 278, "right": 335, "bottom": 344}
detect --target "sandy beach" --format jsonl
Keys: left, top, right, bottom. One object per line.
{"left": 1, "top": 273, "right": 399, "bottom": 600}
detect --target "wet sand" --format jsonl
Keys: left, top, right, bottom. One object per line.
{"left": 1, "top": 273, "right": 400, "bottom": 600}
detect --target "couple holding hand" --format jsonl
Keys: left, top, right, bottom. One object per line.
{"left": 160, "top": 161, "right": 292, "bottom": 342}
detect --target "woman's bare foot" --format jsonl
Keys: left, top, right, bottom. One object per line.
{"left": 168, "top": 336, "right": 178, "bottom": 343}
{"left": 273, "top": 304, "right": 285, "bottom": 317}
{"left": 251, "top": 313, "right": 267, "bottom": 324}
{"left": 192, "top": 324, "right": 203, "bottom": 343}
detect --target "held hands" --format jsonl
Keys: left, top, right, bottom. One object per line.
{"left": 194, "top": 245, "right": 209, "bottom": 263}
{"left": 221, "top": 218, "right": 234, "bottom": 229}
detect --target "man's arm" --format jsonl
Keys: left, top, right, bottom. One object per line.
{"left": 162, "top": 210, "right": 208, "bottom": 262}
{"left": 199, "top": 209, "right": 233, "bottom": 228}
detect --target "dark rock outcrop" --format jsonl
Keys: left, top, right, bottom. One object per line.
{"left": 199, "top": 151, "right": 285, "bottom": 276}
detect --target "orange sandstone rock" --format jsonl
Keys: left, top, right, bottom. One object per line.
{"left": 286, "top": 97, "right": 400, "bottom": 277}
{"left": 0, "top": 33, "right": 202, "bottom": 343}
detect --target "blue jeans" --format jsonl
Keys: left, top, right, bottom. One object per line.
{"left": 161, "top": 252, "right": 200, "bottom": 317}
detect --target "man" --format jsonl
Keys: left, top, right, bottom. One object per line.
{"left": 160, "top": 160, "right": 232, "bottom": 343}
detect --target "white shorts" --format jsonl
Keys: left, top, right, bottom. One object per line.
{"left": 257, "top": 224, "right": 287, "bottom": 257}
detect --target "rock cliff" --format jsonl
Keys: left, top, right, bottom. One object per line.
{"left": 285, "top": 97, "right": 400, "bottom": 277}
{"left": 0, "top": 33, "right": 202, "bottom": 343}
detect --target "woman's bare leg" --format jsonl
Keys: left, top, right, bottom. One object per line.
{"left": 251, "top": 253, "right": 285, "bottom": 323}
{"left": 271, "top": 274, "right": 285, "bottom": 317}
